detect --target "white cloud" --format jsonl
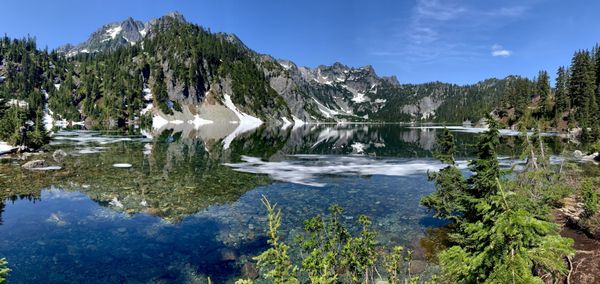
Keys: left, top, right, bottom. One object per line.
{"left": 491, "top": 44, "right": 512, "bottom": 57}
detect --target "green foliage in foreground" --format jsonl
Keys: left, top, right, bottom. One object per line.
{"left": 581, "top": 179, "right": 599, "bottom": 218}
{"left": 248, "top": 196, "right": 430, "bottom": 284}
{"left": 253, "top": 197, "right": 299, "bottom": 283}
{"left": 421, "top": 125, "right": 574, "bottom": 284}
{"left": 0, "top": 258, "right": 9, "bottom": 284}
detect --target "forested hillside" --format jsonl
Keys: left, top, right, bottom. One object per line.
{"left": 492, "top": 45, "right": 600, "bottom": 140}
{"left": 1, "top": 12, "right": 600, "bottom": 150}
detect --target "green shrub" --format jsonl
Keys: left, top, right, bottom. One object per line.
{"left": 581, "top": 179, "right": 599, "bottom": 218}
{"left": 0, "top": 258, "right": 9, "bottom": 284}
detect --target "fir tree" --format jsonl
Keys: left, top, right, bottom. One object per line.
{"left": 554, "top": 66, "right": 570, "bottom": 124}
{"left": 569, "top": 50, "right": 597, "bottom": 127}
{"left": 535, "top": 70, "right": 551, "bottom": 116}
{"left": 425, "top": 121, "right": 574, "bottom": 283}
{"left": 421, "top": 128, "right": 469, "bottom": 221}
{"left": 434, "top": 127, "right": 456, "bottom": 165}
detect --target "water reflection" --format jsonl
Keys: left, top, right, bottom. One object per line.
{"left": 0, "top": 123, "right": 572, "bottom": 282}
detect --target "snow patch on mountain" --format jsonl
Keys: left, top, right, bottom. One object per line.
{"left": 223, "top": 94, "right": 262, "bottom": 126}
{"left": 106, "top": 26, "right": 123, "bottom": 39}
{"left": 351, "top": 93, "right": 367, "bottom": 103}
{"left": 221, "top": 94, "right": 263, "bottom": 150}
{"left": 312, "top": 98, "right": 339, "bottom": 118}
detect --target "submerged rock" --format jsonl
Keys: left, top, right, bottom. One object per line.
{"left": 240, "top": 262, "right": 258, "bottom": 280}
{"left": 22, "top": 160, "right": 62, "bottom": 171}
{"left": 22, "top": 159, "right": 47, "bottom": 169}
{"left": 53, "top": 149, "right": 68, "bottom": 162}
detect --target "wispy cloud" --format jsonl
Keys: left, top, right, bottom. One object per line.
{"left": 491, "top": 44, "right": 512, "bottom": 57}
{"left": 487, "top": 6, "right": 528, "bottom": 17}
{"left": 409, "top": 0, "right": 465, "bottom": 45}
{"left": 415, "top": 0, "right": 467, "bottom": 21}
{"left": 364, "top": 1, "right": 529, "bottom": 64}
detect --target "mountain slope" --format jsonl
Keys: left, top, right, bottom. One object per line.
{"left": 52, "top": 13, "right": 512, "bottom": 126}
{"left": 2, "top": 11, "right": 524, "bottom": 146}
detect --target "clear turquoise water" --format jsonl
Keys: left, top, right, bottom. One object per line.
{"left": 0, "top": 124, "right": 564, "bottom": 283}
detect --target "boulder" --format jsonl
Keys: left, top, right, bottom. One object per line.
{"left": 575, "top": 150, "right": 599, "bottom": 163}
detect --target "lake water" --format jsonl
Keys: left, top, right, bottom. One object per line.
{"left": 0, "top": 124, "right": 566, "bottom": 283}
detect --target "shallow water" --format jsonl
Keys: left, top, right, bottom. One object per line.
{"left": 0, "top": 124, "right": 567, "bottom": 283}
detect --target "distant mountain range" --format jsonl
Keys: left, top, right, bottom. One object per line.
{"left": 49, "top": 12, "right": 509, "bottom": 126}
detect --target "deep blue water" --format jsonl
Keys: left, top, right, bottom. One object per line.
{"left": 0, "top": 124, "right": 557, "bottom": 283}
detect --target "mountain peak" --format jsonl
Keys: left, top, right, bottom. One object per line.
{"left": 55, "top": 12, "right": 191, "bottom": 56}
{"left": 166, "top": 11, "right": 185, "bottom": 22}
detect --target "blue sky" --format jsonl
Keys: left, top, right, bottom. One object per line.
{"left": 1, "top": 0, "right": 599, "bottom": 84}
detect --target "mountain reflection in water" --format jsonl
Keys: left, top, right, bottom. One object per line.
{"left": 0, "top": 123, "right": 568, "bottom": 282}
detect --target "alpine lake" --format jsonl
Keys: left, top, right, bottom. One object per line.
{"left": 0, "top": 123, "right": 570, "bottom": 283}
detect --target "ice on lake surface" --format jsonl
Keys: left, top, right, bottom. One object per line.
{"left": 0, "top": 124, "right": 569, "bottom": 283}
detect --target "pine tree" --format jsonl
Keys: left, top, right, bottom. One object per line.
{"left": 536, "top": 70, "right": 551, "bottom": 117}
{"left": 434, "top": 127, "right": 456, "bottom": 164}
{"left": 152, "top": 67, "right": 172, "bottom": 115}
{"left": 569, "top": 50, "right": 597, "bottom": 127}
{"left": 594, "top": 45, "right": 600, "bottom": 122}
{"left": 554, "top": 66, "right": 570, "bottom": 123}
{"left": 421, "top": 128, "right": 469, "bottom": 220}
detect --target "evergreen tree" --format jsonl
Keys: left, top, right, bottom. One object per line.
{"left": 595, "top": 45, "right": 600, "bottom": 119}
{"left": 425, "top": 121, "right": 574, "bottom": 283}
{"left": 421, "top": 128, "right": 469, "bottom": 220}
{"left": 434, "top": 127, "right": 456, "bottom": 164}
{"left": 152, "top": 67, "right": 172, "bottom": 115}
{"left": 536, "top": 70, "right": 551, "bottom": 116}
{"left": 569, "top": 50, "right": 597, "bottom": 127}
{"left": 554, "top": 66, "right": 570, "bottom": 123}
